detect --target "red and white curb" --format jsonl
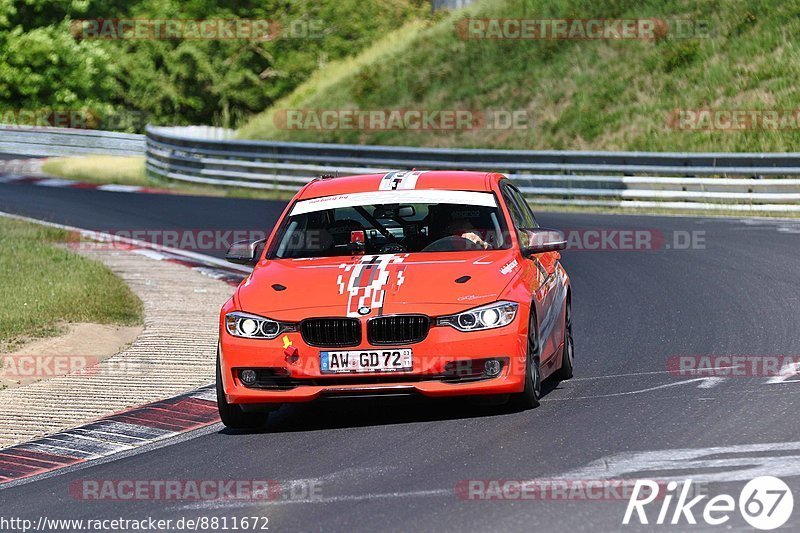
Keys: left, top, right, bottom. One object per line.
{"left": 0, "top": 212, "right": 247, "bottom": 484}
{"left": 0, "top": 173, "right": 176, "bottom": 195}
{"left": 110, "top": 246, "right": 247, "bottom": 287}
{"left": 0, "top": 387, "right": 218, "bottom": 485}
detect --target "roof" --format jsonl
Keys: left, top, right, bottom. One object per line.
{"left": 295, "top": 170, "right": 500, "bottom": 200}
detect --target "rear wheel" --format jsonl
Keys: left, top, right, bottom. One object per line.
{"left": 554, "top": 296, "right": 574, "bottom": 381}
{"left": 216, "top": 350, "right": 270, "bottom": 430}
{"left": 509, "top": 312, "right": 541, "bottom": 409}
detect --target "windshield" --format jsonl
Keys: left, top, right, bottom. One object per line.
{"left": 273, "top": 192, "right": 510, "bottom": 259}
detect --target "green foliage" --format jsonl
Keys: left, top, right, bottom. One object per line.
{"left": 0, "top": 21, "right": 117, "bottom": 110}
{"left": 0, "top": 0, "right": 426, "bottom": 130}
{"left": 240, "top": 0, "right": 800, "bottom": 152}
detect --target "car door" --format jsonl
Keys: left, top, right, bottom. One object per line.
{"left": 500, "top": 182, "right": 564, "bottom": 367}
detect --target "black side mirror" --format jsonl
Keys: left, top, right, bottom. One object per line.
{"left": 520, "top": 228, "right": 567, "bottom": 256}
{"left": 226, "top": 239, "right": 266, "bottom": 265}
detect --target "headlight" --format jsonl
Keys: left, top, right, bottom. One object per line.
{"left": 437, "top": 301, "right": 518, "bottom": 332}
{"left": 225, "top": 312, "right": 296, "bottom": 339}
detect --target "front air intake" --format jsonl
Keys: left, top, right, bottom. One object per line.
{"left": 301, "top": 318, "right": 361, "bottom": 347}
{"left": 367, "top": 315, "right": 430, "bottom": 345}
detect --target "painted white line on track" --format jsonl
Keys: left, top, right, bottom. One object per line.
{"left": 560, "top": 440, "right": 800, "bottom": 483}
{"left": 570, "top": 369, "right": 677, "bottom": 381}
{"left": 179, "top": 488, "right": 454, "bottom": 510}
{"left": 571, "top": 365, "right": 741, "bottom": 381}
{"left": 697, "top": 376, "right": 726, "bottom": 388}
{"left": 543, "top": 377, "right": 714, "bottom": 401}
{"left": 766, "top": 362, "right": 800, "bottom": 384}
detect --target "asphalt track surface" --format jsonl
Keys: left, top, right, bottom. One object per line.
{"left": 2, "top": 181, "right": 800, "bottom": 531}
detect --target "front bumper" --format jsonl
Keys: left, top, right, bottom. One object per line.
{"left": 219, "top": 318, "right": 528, "bottom": 404}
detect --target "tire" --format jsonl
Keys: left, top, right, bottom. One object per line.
{"left": 554, "top": 296, "right": 574, "bottom": 381}
{"left": 509, "top": 311, "right": 541, "bottom": 409}
{"left": 216, "top": 350, "right": 270, "bottom": 430}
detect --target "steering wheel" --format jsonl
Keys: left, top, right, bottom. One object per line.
{"left": 422, "top": 235, "right": 482, "bottom": 252}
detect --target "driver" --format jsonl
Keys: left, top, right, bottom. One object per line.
{"left": 445, "top": 218, "right": 490, "bottom": 249}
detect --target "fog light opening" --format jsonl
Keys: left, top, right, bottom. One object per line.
{"left": 240, "top": 369, "right": 257, "bottom": 385}
{"left": 483, "top": 359, "right": 502, "bottom": 377}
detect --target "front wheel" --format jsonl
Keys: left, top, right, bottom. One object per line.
{"left": 509, "top": 312, "right": 541, "bottom": 409}
{"left": 216, "top": 351, "right": 270, "bottom": 430}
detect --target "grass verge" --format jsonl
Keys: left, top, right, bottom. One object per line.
{"left": 0, "top": 217, "right": 143, "bottom": 351}
{"left": 42, "top": 156, "right": 149, "bottom": 187}
{"left": 239, "top": 0, "right": 800, "bottom": 152}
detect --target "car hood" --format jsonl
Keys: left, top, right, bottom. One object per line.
{"left": 235, "top": 251, "right": 521, "bottom": 320}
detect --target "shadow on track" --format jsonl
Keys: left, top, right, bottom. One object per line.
{"left": 219, "top": 379, "right": 564, "bottom": 435}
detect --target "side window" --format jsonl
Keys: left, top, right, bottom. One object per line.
{"left": 501, "top": 185, "right": 527, "bottom": 230}
{"left": 507, "top": 186, "right": 538, "bottom": 228}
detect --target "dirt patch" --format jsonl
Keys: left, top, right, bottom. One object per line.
{"left": 0, "top": 323, "right": 142, "bottom": 389}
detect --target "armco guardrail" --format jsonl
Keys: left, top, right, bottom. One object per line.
{"left": 145, "top": 125, "right": 800, "bottom": 212}
{"left": 0, "top": 126, "right": 144, "bottom": 157}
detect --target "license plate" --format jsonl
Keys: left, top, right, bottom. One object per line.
{"left": 320, "top": 349, "right": 413, "bottom": 374}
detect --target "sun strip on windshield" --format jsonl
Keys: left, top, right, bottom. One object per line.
{"left": 291, "top": 189, "right": 498, "bottom": 215}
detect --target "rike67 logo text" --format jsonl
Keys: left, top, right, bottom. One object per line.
{"left": 624, "top": 476, "right": 793, "bottom": 530}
